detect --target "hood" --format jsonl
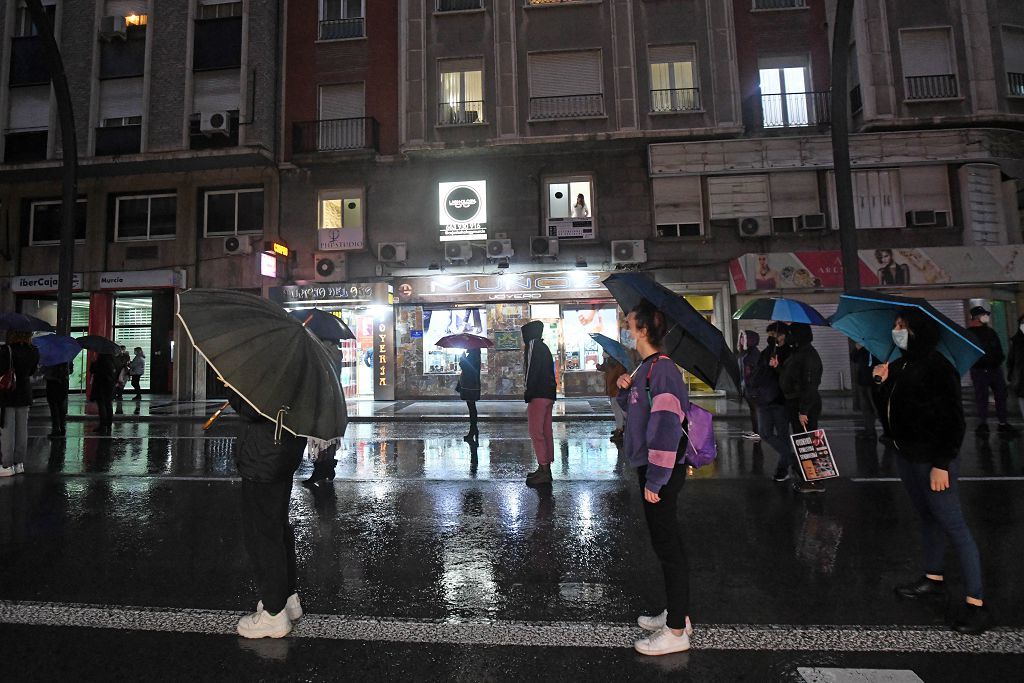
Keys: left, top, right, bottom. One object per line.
{"left": 742, "top": 330, "right": 760, "bottom": 349}
{"left": 899, "top": 307, "right": 941, "bottom": 358}
{"left": 787, "top": 322, "right": 813, "bottom": 347}
{"left": 521, "top": 320, "right": 544, "bottom": 342}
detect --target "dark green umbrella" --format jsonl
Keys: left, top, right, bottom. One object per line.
{"left": 177, "top": 289, "right": 347, "bottom": 440}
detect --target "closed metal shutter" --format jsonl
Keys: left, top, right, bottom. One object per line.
{"left": 648, "top": 45, "right": 695, "bottom": 65}
{"left": 193, "top": 68, "right": 240, "bottom": 113}
{"left": 901, "top": 28, "right": 953, "bottom": 76}
{"left": 318, "top": 83, "right": 364, "bottom": 119}
{"left": 708, "top": 175, "right": 770, "bottom": 219}
{"left": 653, "top": 176, "right": 702, "bottom": 225}
{"left": 769, "top": 172, "right": 819, "bottom": 217}
{"left": 960, "top": 164, "right": 1003, "bottom": 245}
{"left": 8, "top": 85, "right": 50, "bottom": 130}
{"left": 529, "top": 51, "right": 602, "bottom": 97}
{"left": 99, "top": 76, "right": 143, "bottom": 120}
{"left": 105, "top": 0, "right": 140, "bottom": 17}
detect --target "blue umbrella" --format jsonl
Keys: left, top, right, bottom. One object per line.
{"left": 0, "top": 312, "right": 55, "bottom": 332}
{"left": 589, "top": 333, "right": 634, "bottom": 370}
{"left": 32, "top": 334, "right": 83, "bottom": 367}
{"left": 733, "top": 297, "right": 828, "bottom": 325}
{"left": 829, "top": 290, "right": 983, "bottom": 376}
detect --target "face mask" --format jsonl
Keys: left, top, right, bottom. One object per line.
{"left": 1019, "top": 324, "right": 1024, "bottom": 335}
{"left": 980, "top": 315, "right": 991, "bottom": 324}
{"left": 892, "top": 328, "right": 909, "bottom": 351}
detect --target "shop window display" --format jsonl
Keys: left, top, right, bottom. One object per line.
{"left": 422, "top": 308, "right": 487, "bottom": 375}
{"left": 563, "top": 307, "right": 618, "bottom": 372}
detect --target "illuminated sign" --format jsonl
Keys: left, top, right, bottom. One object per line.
{"left": 394, "top": 272, "right": 614, "bottom": 303}
{"left": 260, "top": 253, "right": 278, "bottom": 278}
{"left": 11, "top": 273, "right": 83, "bottom": 293}
{"left": 264, "top": 241, "right": 289, "bottom": 258}
{"left": 438, "top": 180, "right": 487, "bottom": 242}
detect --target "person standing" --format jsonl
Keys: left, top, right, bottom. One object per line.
{"left": 129, "top": 347, "right": 146, "bottom": 401}
{"left": 873, "top": 308, "right": 988, "bottom": 634}
{"left": 113, "top": 346, "right": 130, "bottom": 400}
{"left": 522, "top": 320, "right": 556, "bottom": 486}
{"left": 0, "top": 331, "right": 40, "bottom": 477}
{"left": 851, "top": 343, "right": 880, "bottom": 437}
{"left": 1006, "top": 314, "right": 1024, "bottom": 419}
{"left": 457, "top": 348, "right": 482, "bottom": 442}
{"left": 616, "top": 300, "right": 693, "bottom": 656}
{"left": 965, "top": 306, "right": 1017, "bottom": 437}
{"left": 737, "top": 330, "right": 761, "bottom": 440}
{"left": 571, "top": 193, "right": 589, "bottom": 218}
{"left": 776, "top": 322, "right": 824, "bottom": 494}
{"left": 43, "top": 361, "right": 72, "bottom": 438}
{"left": 749, "top": 323, "right": 791, "bottom": 481}
{"left": 91, "top": 352, "right": 118, "bottom": 435}
{"left": 303, "top": 436, "right": 339, "bottom": 492}
{"left": 596, "top": 355, "right": 627, "bottom": 443}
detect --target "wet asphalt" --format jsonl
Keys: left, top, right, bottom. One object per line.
{"left": 1, "top": 414, "right": 1023, "bottom": 681}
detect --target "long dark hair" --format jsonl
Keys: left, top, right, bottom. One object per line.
{"left": 631, "top": 299, "right": 668, "bottom": 347}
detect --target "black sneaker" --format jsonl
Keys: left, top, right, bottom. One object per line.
{"left": 952, "top": 604, "right": 990, "bottom": 635}
{"left": 975, "top": 423, "right": 990, "bottom": 437}
{"left": 772, "top": 470, "right": 791, "bottom": 482}
{"left": 895, "top": 576, "right": 946, "bottom": 600}
{"left": 997, "top": 423, "right": 1019, "bottom": 436}
{"left": 793, "top": 480, "right": 825, "bottom": 494}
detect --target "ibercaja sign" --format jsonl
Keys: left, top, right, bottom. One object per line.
{"left": 438, "top": 180, "right": 487, "bottom": 242}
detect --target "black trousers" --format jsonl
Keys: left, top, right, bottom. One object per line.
{"left": 46, "top": 380, "right": 69, "bottom": 434}
{"left": 131, "top": 375, "right": 142, "bottom": 398}
{"left": 94, "top": 388, "right": 114, "bottom": 429}
{"left": 466, "top": 400, "right": 478, "bottom": 433}
{"left": 785, "top": 397, "right": 821, "bottom": 472}
{"left": 637, "top": 464, "right": 689, "bottom": 630}
{"left": 241, "top": 478, "right": 297, "bottom": 614}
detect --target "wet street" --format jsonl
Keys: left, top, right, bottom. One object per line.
{"left": 1, "top": 413, "right": 1023, "bottom": 681}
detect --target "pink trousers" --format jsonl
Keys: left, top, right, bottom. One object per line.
{"left": 527, "top": 398, "right": 555, "bottom": 466}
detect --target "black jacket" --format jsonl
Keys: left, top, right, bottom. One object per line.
{"left": 91, "top": 355, "right": 119, "bottom": 396}
{"left": 777, "top": 325, "right": 822, "bottom": 414}
{"left": 522, "top": 320, "right": 556, "bottom": 403}
{"left": 850, "top": 346, "right": 877, "bottom": 388}
{"left": 1008, "top": 333, "right": 1024, "bottom": 393}
{"left": 457, "top": 349, "right": 481, "bottom": 401}
{"left": 228, "top": 391, "right": 305, "bottom": 483}
{"left": 966, "top": 324, "right": 1004, "bottom": 370}
{"left": 0, "top": 342, "right": 40, "bottom": 407}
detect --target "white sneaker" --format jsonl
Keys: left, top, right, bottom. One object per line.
{"left": 256, "top": 593, "right": 303, "bottom": 622}
{"left": 637, "top": 610, "right": 693, "bottom": 635}
{"left": 0, "top": 466, "right": 14, "bottom": 478}
{"left": 13, "top": 464, "right": 24, "bottom": 474}
{"left": 634, "top": 625, "right": 691, "bottom": 656}
{"left": 741, "top": 432, "right": 761, "bottom": 441}
{"left": 236, "top": 609, "right": 292, "bottom": 639}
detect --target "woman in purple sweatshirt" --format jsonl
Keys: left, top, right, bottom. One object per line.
{"left": 616, "top": 299, "right": 693, "bottom": 656}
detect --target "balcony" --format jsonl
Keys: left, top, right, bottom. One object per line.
{"left": 752, "top": 0, "right": 807, "bottom": 9}
{"left": 650, "top": 88, "right": 701, "bottom": 113}
{"left": 529, "top": 94, "right": 604, "bottom": 120}
{"left": 319, "top": 17, "right": 365, "bottom": 40}
{"left": 437, "top": 0, "right": 482, "bottom": 10}
{"left": 438, "top": 101, "right": 485, "bottom": 125}
{"left": 905, "top": 74, "right": 958, "bottom": 100}
{"left": 3, "top": 129, "right": 48, "bottom": 163}
{"left": 1008, "top": 72, "right": 1024, "bottom": 97}
{"left": 760, "top": 91, "right": 831, "bottom": 128}
{"left": 95, "top": 124, "right": 141, "bottom": 156}
{"left": 293, "top": 117, "right": 379, "bottom": 153}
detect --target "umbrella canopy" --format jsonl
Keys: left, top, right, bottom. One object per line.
{"left": 0, "top": 312, "right": 55, "bottom": 332}
{"left": 177, "top": 289, "right": 347, "bottom": 440}
{"left": 829, "top": 290, "right": 983, "bottom": 376}
{"left": 603, "top": 273, "right": 739, "bottom": 390}
{"left": 589, "top": 333, "right": 634, "bottom": 370}
{"left": 76, "top": 335, "right": 121, "bottom": 354}
{"left": 733, "top": 297, "right": 828, "bottom": 325}
{"left": 436, "top": 333, "right": 494, "bottom": 349}
{"left": 289, "top": 308, "right": 356, "bottom": 341}
{"left": 32, "top": 334, "right": 82, "bottom": 367}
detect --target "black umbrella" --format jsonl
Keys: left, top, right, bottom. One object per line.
{"left": 0, "top": 312, "right": 55, "bottom": 332}
{"left": 177, "top": 289, "right": 347, "bottom": 441}
{"left": 75, "top": 335, "right": 121, "bottom": 354}
{"left": 288, "top": 308, "right": 356, "bottom": 341}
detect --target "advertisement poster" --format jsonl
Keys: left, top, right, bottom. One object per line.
{"left": 494, "top": 331, "right": 521, "bottom": 351}
{"left": 562, "top": 307, "right": 618, "bottom": 372}
{"left": 789, "top": 429, "right": 840, "bottom": 482}
{"left": 422, "top": 308, "right": 486, "bottom": 374}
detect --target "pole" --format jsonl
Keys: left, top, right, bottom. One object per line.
{"left": 26, "top": 0, "right": 77, "bottom": 336}
{"left": 831, "top": 0, "right": 858, "bottom": 293}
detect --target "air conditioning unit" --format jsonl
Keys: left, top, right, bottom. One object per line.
{"left": 377, "top": 242, "right": 407, "bottom": 263}
{"left": 611, "top": 240, "right": 647, "bottom": 265}
{"left": 223, "top": 236, "right": 251, "bottom": 255}
{"left": 798, "top": 213, "right": 827, "bottom": 231}
{"left": 738, "top": 216, "right": 771, "bottom": 238}
{"left": 486, "top": 239, "right": 513, "bottom": 259}
{"left": 200, "top": 111, "right": 231, "bottom": 136}
{"left": 906, "top": 210, "right": 948, "bottom": 228}
{"left": 546, "top": 216, "right": 595, "bottom": 240}
{"left": 531, "top": 236, "right": 559, "bottom": 258}
{"left": 313, "top": 253, "right": 347, "bottom": 282}
{"left": 445, "top": 242, "right": 472, "bottom": 262}
{"left": 99, "top": 15, "right": 127, "bottom": 41}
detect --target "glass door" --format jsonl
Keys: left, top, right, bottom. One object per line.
{"left": 113, "top": 296, "right": 153, "bottom": 391}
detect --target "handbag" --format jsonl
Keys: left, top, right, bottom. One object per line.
{"left": 0, "top": 346, "right": 16, "bottom": 393}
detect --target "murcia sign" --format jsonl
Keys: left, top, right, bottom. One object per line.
{"left": 438, "top": 180, "right": 487, "bottom": 242}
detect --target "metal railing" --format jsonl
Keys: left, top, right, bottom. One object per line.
{"left": 526, "top": 0, "right": 588, "bottom": 5}
{"left": 753, "top": 0, "right": 807, "bottom": 9}
{"left": 905, "top": 74, "right": 958, "bottom": 100}
{"left": 1008, "top": 72, "right": 1024, "bottom": 97}
{"left": 650, "top": 88, "right": 701, "bottom": 112}
{"left": 438, "top": 101, "right": 485, "bottom": 125}
{"left": 437, "top": 0, "right": 482, "bottom": 10}
{"left": 319, "top": 17, "right": 364, "bottom": 40}
{"left": 529, "top": 94, "right": 604, "bottom": 120}
{"left": 293, "top": 117, "right": 379, "bottom": 153}
{"left": 760, "top": 91, "right": 831, "bottom": 128}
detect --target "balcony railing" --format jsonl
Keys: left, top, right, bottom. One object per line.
{"left": 95, "top": 124, "right": 142, "bottom": 156}
{"left": 3, "top": 129, "right": 48, "bottom": 163}
{"left": 293, "top": 117, "right": 379, "bottom": 153}
{"left": 760, "top": 91, "right": 831, "bottom": 128}
{"left": 905, "top": 74, "right": 958, "bottom": 100}
{"left": 1008, "top": 72, "right": 1024, "bottom": 97}
{"left": 526, "top": 0, "right": 588, "bottom": 5}
{"left": 529, "top": 94, "right": 604, "bottom": 120}
{"left": 753, "top": 0, "right": 807, "bottom": 9}
{"left": 319, "top": 17, "right": 364, "bottom": 40}
{"left": 650, "top": 88, "right": 701, "bottom": 113}
{"left": 438, "top": 101, "right": 485, "bottom": 125}
{"left": 437, "top": 0, "right": 482, "bottom": 10}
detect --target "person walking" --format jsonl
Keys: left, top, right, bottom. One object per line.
{"left": 776, "top": 322, "right": 824, "bottom": 494}
{"left": 596, "top": 355, "right": 627, "bottom": 443}
{"left": 303, "top": 436, "right": 339, "bottom": 492}
{"left": 522, "top": 320, "right": 556, "bottom": 486}
{"left": 0, "top": 331, "right": 40, "bottom": 477}
{"left": 90, "top": 351, "right": 118, "bottom": 435}
{"left": 113, "top": 346, "right": 130, "bottom": 400}
{"left": 1006, "top": 314, "right": 1024, "bottom": 419}
{"left": 615, "top": 300, "right": 693, "bottom": 656}
{"left": 872, "top": 307, "right": 989, "bottom": 634}
{"left": 965, "top": 306, "right": 1017, "bottom": 437}
{"left": 229, "top": 390, "right": 307, "bottom": 639}
{"left": 737, "top": 330, "right": 761, "bottom": 440}
{"left": 43, "top": 361, "right": 72, "bottom": 438}
{"left": 851, "top": 343, "right": 880, "bottom": 437}
{"left": 457, "top": 348, "right": 482, "bottom": 442}
{"left": 129, "top": 347, "right": 146, "bottom": 401}
{"left": 749, "top": 323, "right": 791, "bottom": 481}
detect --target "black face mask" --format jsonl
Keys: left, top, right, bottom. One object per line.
{"left": 766, "top": 337, "right": 777, "bottom": 348}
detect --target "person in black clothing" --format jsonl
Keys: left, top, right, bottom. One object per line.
{"left": 1007, "top": 314, "right": 1024, "bottom": 420}
{"left": 750, "top": 323, "right": 792, "bottom": 481}
{"left": 43, "top": 362, "right": 73, "bottom": 438}
{"left": 0, "top": 331, "right": 41, "bottom": 476}
{"left": 966, "top": 305, "right": 1017, "bottom": 437}
{"left": 522, "top": 320, "right": 557, "bottom": 486}
{"left": 90, "top": 352, "right": 118, "bottom": 435}
{"left": 113, "top": 347, "right": 130, "bottom": 401}
{"left": 851, "top": 343, "right": 879, "bottom": 437}
{"left": 775, "top": 322, "right": 824, "bottom": 493}
{"left": 873, "top": 307, "right": 988, "bottom": 635}
{"left": 457, "top": 348, "right": 482, "bottom": 442}
{"left": 737, "top": 330, "right": 762, "bottom": 440}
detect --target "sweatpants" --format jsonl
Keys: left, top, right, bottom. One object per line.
{"left": 241, "top": 479, "right": 297, "bottom": 615}
{"left": 527, "top": 398, "right": 554, "bottom": 466}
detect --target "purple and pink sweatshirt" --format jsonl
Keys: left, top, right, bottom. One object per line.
{"left": 617, "top": 353, "right": 689, "bottom": 493}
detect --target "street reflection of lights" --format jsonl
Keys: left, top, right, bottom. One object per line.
{"left": 502, "top": 486, "right": 522, "bottom": 531}
{"left": 578, "top": 490, "right": 593, "bottom": 535}
{"left": 441, "top": 546, "right": 497, "bottom": 612}
{"left": 370, "top": 481, "right": 389, "bottom": 501}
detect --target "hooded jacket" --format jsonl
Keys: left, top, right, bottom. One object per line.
{"left": 1007, "top": 331, "right": 1024, "bottom": 392}
{"left": 0, "top": 342, "right": 40, "bottom": 407}
{"left": 777, "top": 323, "right": 823, "bottom": 414}
{"left": 522, "top": 320, "right": 556, "bottom": 403}
{"left": 737, "top": 330, "right": 761, "bottom": 393}
{"left": 228, "top": 391, "right": 306, "bottom": 483}
{"left": 966, "top": 321, "right": 1004, "bottom": 371}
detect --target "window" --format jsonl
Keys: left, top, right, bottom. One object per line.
{"left": 563, "top": 307, "right": 619, "bottom": 372}
{"left": 194, "top": 1, "right": 243, "bottom": 70}
{"left": 547, "top": 176, "right": 594, "bottom": 219}
{"left": 320, "top": 0, "right": 365, "bottom": 40}
{"left": 197, "top": 1, "right": 242, "bottom": 19}
{"left": 707, "top": 175, "right": 770, "bottom": 219}
{"left": 649, "top": 45, "right": 699, "bottom": 112}
{"left": 849, "top": 42, "right": 862, "bottom": 113}
{"left": 900, "top": 28, "right": 958, "bottom": 100}
{"left": 7, "top": 84, "right": 49, "bottom": 132}
{"left": 436, "top": 0, "right": 482, "bottom": 10}
{"left": 1003, "top": 27, "right": 1024, "bottom": 97}
{"left": 13, "top": 2, "right": 55, "bottom": 37}
{"left": 318, "top": 190, "right": 363, "bottom": 231}
{"left": 528, "top": 51, "right": 603, "bottom": 119}
{"left": 29, "top": 199, "right": 87, "bottom": 245}
{"left": 317, "top": 84, "right": 366, "bottom": 150}
{"left": 422, "top": 308, "right": 486, "bottom": 375}
{"left": 827, "top": 169, "right": 903, "bottom": 229}
{"left": 439, "top": 59, "right": 484, "bottom": 125}
{"left": 752, "top": 0, "right": 807, "bottom": 9}
{"left": 759, "top": 58, "right": 824, "bottom": 127}
{"left": 652, "top": 177, "right": 702, "bottom": 237}
{"left": 204, "top": 188, "right": 264, "bottom": 236}
{"left": 193, "top": 69, "right": 240, "bottom": 114}
{"left": 115, "top": 194, "right": 177, "bottom": 241}
{"left": 98, "top": 77, "right": 143, "bottom": 124}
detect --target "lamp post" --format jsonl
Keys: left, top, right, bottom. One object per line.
{"left": 831, "top": 0, "right": 858, "bottom": 293}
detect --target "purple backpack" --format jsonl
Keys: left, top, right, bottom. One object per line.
{"left": 682, "top": 402, "right": 717, "bottom": 468}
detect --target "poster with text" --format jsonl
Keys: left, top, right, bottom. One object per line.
{"left": 789, "top": 429, "right": 839, "bottom": 482}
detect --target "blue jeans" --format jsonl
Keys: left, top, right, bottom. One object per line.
{"left": 756, "top": 403, "right": 791, "bottom": 475}
{"left": 896, "top": 456, "right": 983, "bottom": 599}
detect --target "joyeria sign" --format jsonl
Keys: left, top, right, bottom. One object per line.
{"left": 438, "top": 180, "right": 487, "bottom": 242}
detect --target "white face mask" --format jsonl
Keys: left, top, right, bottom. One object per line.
{"left": 892, "top": 328, "right": 909, "bottom": 351}
{"left": 1019, "top": 323, "right": 1024, "bottom": 335}
{"left": 980, "top": 315, "right": 991, "bottom": 324}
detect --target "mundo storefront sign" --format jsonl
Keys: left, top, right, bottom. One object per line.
{"left": 438, "top": 180, "right": 487, "bottom": 242}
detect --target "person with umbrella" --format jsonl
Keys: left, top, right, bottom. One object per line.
{"left": 90, "top": 350, "right": 119, "bottom": 435}
{"left": 457, "top": 348, "right": 482, "bottom": 442}
{"left": 774, "top": 322, "right": 825, "bottom": 494}
{"left": 965, "top": 305, "right": 1017, "bottom": 437}
{"left": 596, "top": 354, "right": 627, "bottom": 443}
{"left": 522, "top": 320, "right": 556, "bottom": 486}
{"left": 749, "top": 323, "right": 792, "bottom": 482}
{"left": 614, "top": 300, "right": 693, "bottom": 656}
{"left": 43, "top": 361, "right": 73, "bottom": 438}
{"left": 0, "top": 330, "right": 40, "bottom": 476}
{"left": 872, "top": 308, "right": 988, "bottom": 634}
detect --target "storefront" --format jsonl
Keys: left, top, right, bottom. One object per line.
{"left": 12, "top": 273, "right": 89, "bottom": 391}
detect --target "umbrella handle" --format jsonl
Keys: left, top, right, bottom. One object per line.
{"left": 203, "top": 401, "right": 231, "bottom": 431}
{"left": 302, "top": 314, "right": 314, "bottom": 327}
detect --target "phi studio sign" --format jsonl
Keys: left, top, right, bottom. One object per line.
{"left": 438, "top": 180, "right": 487, "bottom": 242}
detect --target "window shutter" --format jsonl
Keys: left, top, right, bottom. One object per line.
{"left": 8, "top": 85, "right": 50, "bottom": 129}
{"left": 440, "top": 58, "right": 482, "bottom": 75}
{"left": 901, "top": 28, "right": 952, "bottom": 77}
{"left": 648, "top": 45, "right": 695, "bottom": 65}
{"left": 193, "top": 69, "right": 240, "bottom": 112}
{"left": 899, "top": 165, "right": 950, "bottom": 213}
{"left": 104, "top": 0, "right": 140, "bottom": 17}
{"left": 1004, "top": 28, "right": 1024, "bottom": 74}
{"left": 769, "top": 172, "right": 819, "bottom": 216}
{"left": 707, "top": 175, "right": 770, "bottom": 219}
{"left": 99, "top": 76, "right": 143, "bottom": 120}
{"left": 319, "top": 83, "right": 364, "bottom": 119}
{"left": 529, "top": 51, "right": 602, "bottom": 97}
{"left": 653, "top": 177, "right": 702, "bottom": 224}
